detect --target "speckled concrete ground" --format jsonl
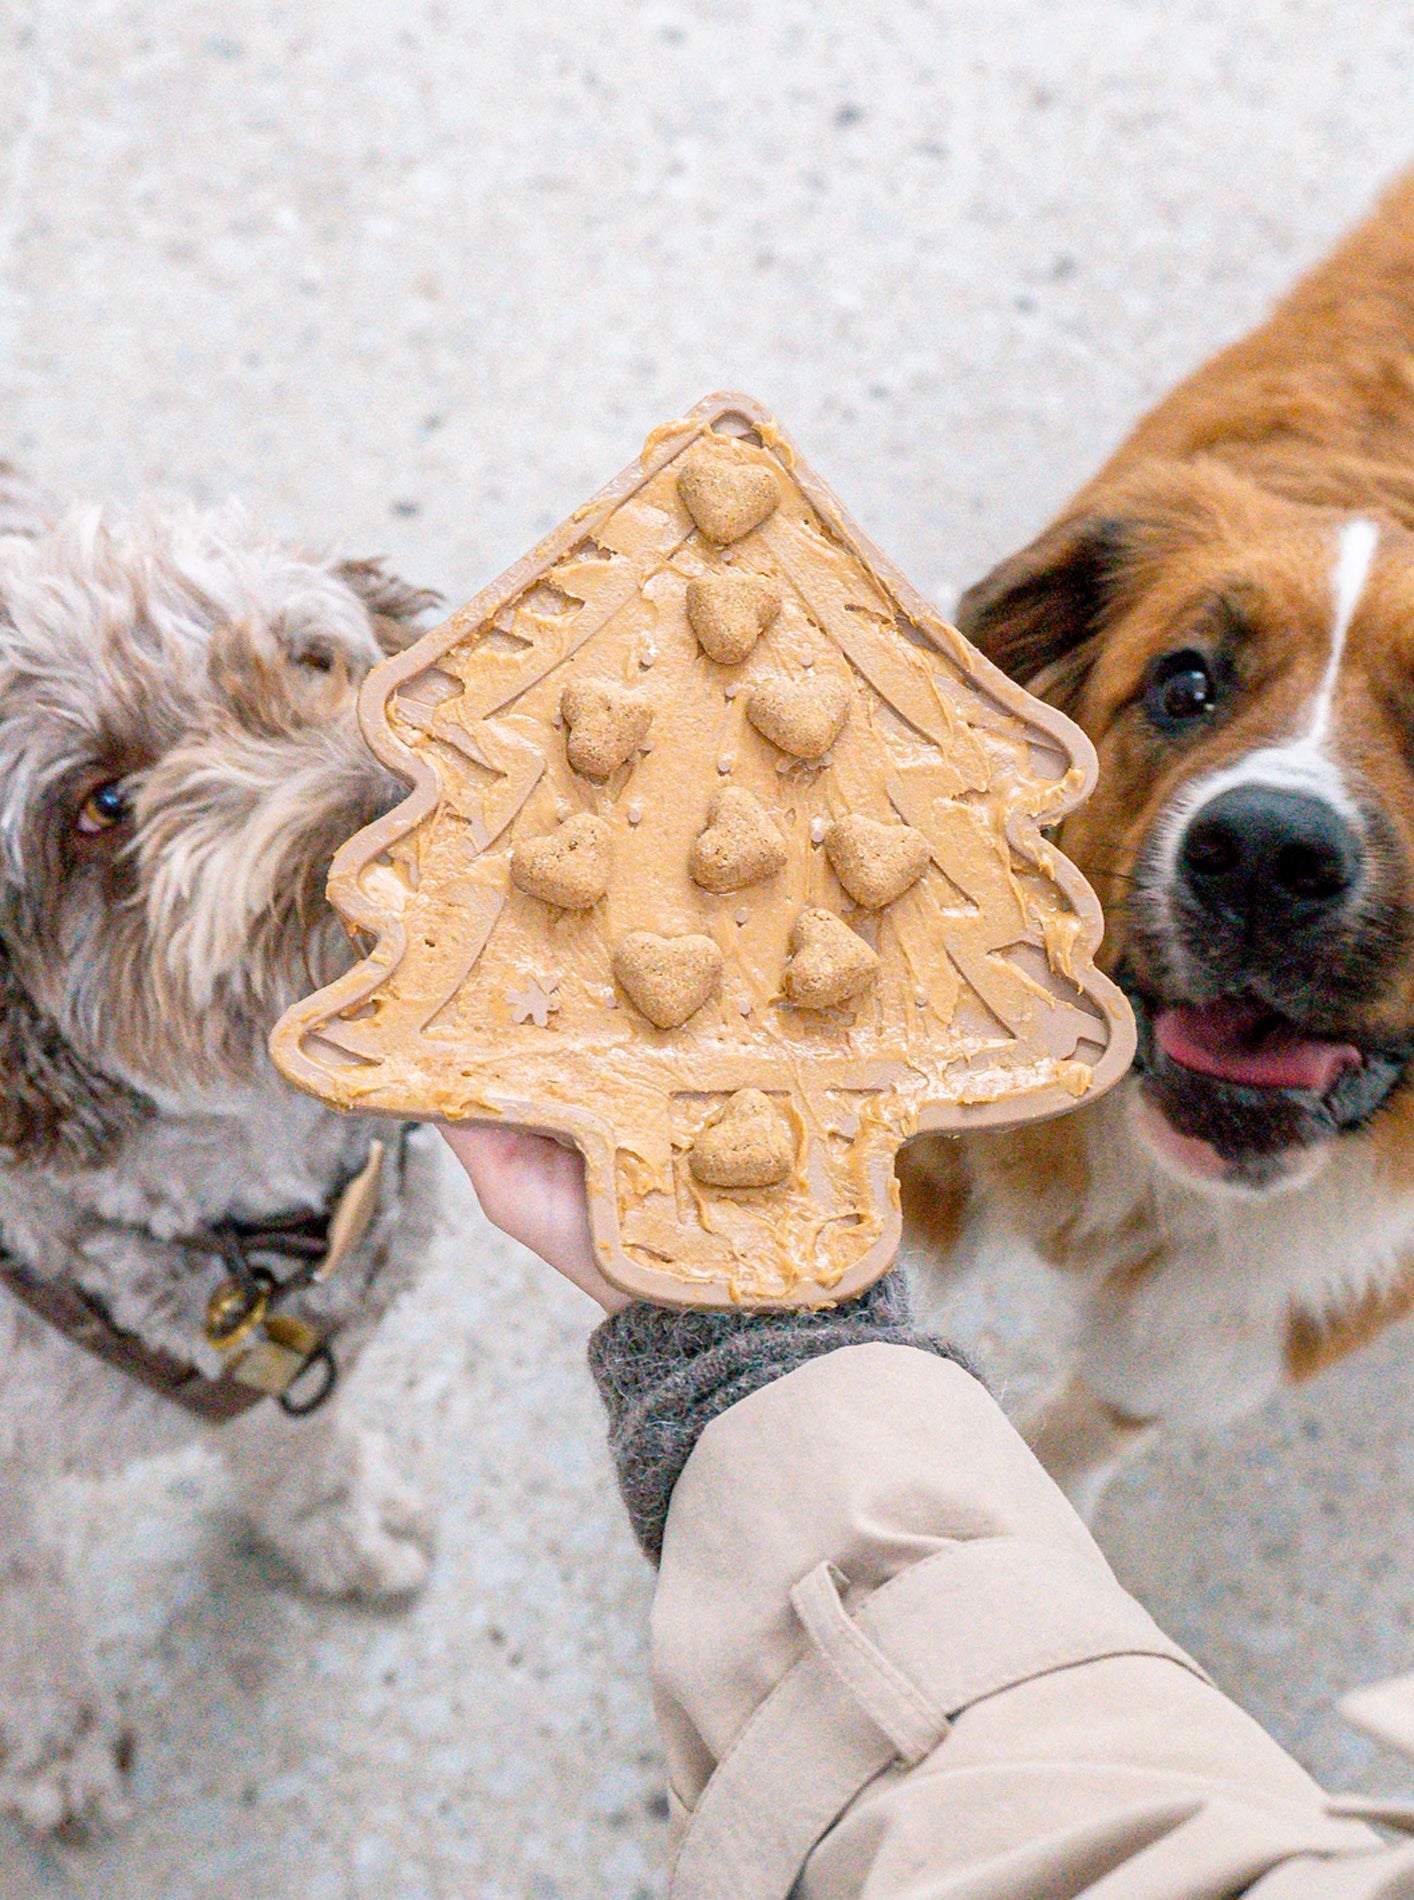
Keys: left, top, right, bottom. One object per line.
{"left": 4, "top": 1, "right": 1414, "bottom": 1894}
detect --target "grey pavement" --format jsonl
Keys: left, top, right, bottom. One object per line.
{"left": 4, "top": 1, "right": 1414, "bottom": 1894}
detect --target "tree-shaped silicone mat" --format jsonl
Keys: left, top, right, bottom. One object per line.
{"left": 272, "top": 394, "right": 1134, "bottom": 1308}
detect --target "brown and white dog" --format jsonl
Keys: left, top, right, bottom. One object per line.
{"left": 901, "top": 170, "right": 1414, "bottom": 1515}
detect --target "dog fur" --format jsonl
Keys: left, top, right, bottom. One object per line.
{"left": 0, "top": 466, "right": 444, "bottom": 1835}
{"left": 901, "top": 171, "right": 1414, "bottom": 1515}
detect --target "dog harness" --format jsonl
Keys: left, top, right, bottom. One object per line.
{"left": 0, "top": 1129, "right": 410, "bottom": 1422}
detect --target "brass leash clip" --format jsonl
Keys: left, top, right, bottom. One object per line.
{"left": 202, "top": 1140, "right": 388, "bottom": 1415}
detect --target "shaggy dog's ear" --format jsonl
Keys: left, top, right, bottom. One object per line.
{"left": 955, "top": 511, "right": 1132, "bottom": 710}
{"left": 333, "top": 558, "right": 442, "bottom": 655}
{"left": 0, "top": 942, "right": 151, "bottom": 1166}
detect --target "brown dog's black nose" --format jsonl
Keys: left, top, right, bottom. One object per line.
{"left": 1179, "top": 784, "right": 1362, "bottom": 926}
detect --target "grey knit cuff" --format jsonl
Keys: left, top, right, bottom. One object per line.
{"left": 587, "top": 1274, "right": 979, "bottom": 1562}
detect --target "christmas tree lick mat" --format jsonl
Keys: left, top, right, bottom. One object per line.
{"left": 271, "top": 394, "right": 1135, "bottom": 1308}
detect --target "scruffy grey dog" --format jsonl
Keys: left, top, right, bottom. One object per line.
{"left": 0, "top": 464, "right": 444, "bottom": 1836}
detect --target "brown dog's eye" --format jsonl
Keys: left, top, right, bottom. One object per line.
{"left": 1144, "top": 649, "right": 1218, "bottom": 733}
{"left": 76, "top": 780, "right": 133, "bottom": 834}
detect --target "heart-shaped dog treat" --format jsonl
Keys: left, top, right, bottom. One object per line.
{"left": 510, "top": 813, "right": 611, "bottom": 909}
{"left": 678, "top": 445, "right": 780, "bottom": 544}
{"left": 560, "top": 679, "right": 652, "bottom": 781}
{"left": 824, "top": 814, "right": 931, "bottom": 909}
{"left": 782, "top": 907, "right": 879, "bottom": 1010}
{"left": 612, "top": 931, "right": 723, "bottom": 1029}
{"left": 689, "top": 1088, "right": 795, "bottom": 1189}
{"left": 685, "top": 571, "right": 782, "bottom": 665}
{"left": 747, "top": 674, "right": 851, "bottom": 760}
{"left": 689, "top": 786, "right": 787, "bottom": 893}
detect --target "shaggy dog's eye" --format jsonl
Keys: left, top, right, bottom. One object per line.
{"left": 1144, "top": 649, "right": 1218, "bottom": 732}
{"left": 75, "top": 780, "right": 133, "bottom": 834}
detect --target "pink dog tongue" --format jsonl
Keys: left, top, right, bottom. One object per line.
{"left": 1154, "top": 1000, "right": 1362, "bottom": 1093}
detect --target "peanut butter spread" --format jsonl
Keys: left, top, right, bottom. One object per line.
{"left": 272, "top": 395, "right": 1134, "bottom": 1308}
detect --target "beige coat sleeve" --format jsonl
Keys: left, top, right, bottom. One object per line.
{"left": 650, "top": 1343, "right": 1414, "bottom": 1900}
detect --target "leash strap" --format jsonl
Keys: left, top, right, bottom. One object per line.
{"left": 0, "top": 1130, "right": 407, "bottom": 1423}
{"left": 0, "top": 1257, "right": 263, "bottom": 1420}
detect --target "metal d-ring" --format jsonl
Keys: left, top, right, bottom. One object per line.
{"left": 277, "top": 1343, "right": 338, "bottom": 1416}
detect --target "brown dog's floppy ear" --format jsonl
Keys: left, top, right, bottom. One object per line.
{"left": 0, "top": 940, "right": 151, "bottom": 1166}
{"left": 956, "top": 513, "right": 1131, "bottom": 709}
{"left": 334, "top": 558, "right": 442, "bottom": 655}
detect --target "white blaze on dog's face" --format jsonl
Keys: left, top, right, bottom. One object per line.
{"left": 959, "top": 460, "right": 1414, "bottom": 1195}
{"left": 0, "top": 499, "right": 434, "bottom": 1159}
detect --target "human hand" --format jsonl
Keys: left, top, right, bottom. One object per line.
{"left": 438, "top": 1124, "right": 629, "bottom": 1315}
